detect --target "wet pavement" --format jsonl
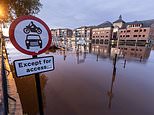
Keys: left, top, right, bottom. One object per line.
{"left": 6, "top": 41, "right": 154, "bottom": 115}
{"left": 0, "top": 39, "right": 22, "bottom": 115}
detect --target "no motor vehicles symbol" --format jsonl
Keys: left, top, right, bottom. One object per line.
{"left": 9, "top": 15, "right": 52, "bottom": 55}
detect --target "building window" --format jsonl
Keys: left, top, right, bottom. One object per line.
{"left": 126, "top": 35, "right": 130, "bottom": 37}
{"left": 144, "top": 29, "right": 146, "bottom": 32}
{"left": 143, "top": 35, "right": 145, "bottom": 37}
{"left": 104, "top": 39, "right": 108, "bottom": 44}
{"left": 96, "top": 39, "right": 99, "bottom": 44}
{"left": 133, "top": 35, "right": 137, "bottom": 37}
{"left": 100, "top": 39, "right": 103, "bottom": 44}
{"left": 139, "top": 35, "right": 141, "bottom": 37}
{"left": 105, "top": 39, "right": 108, "bottom": 41}
{"left": 106, "top": 36, "right": 108, "bottom": 38}
{"left": 140, "top": 29, "right": 142, "bottom": 32}
{"left": 127, "top": 30, "right": 130, "bottom": 32}
{"left": 120, "top": 35, "right": 122, "bottom": 37}
{"left": 134, "top": 30, "right": 138, "bottom": 32}
{"left": 92, "top": 39, "right": 95, "bottom": 43}
{"left": 131, "top": 48, "right": 135, "bottom": 51}
{"left": 136, "top": 24, "right": 140, "bottom": 27}
{"left": 121, "top": 31, "right": 123, "bottom": 33}
{"left": 123, "top": 35, "right": 125, "bottom": 37}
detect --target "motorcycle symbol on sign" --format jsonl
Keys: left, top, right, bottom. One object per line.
{"left": 23, "top": 21, "right": 43, "bottom": 49}
{"left": 23, "top": 21, "right": 42, "bottom": 34}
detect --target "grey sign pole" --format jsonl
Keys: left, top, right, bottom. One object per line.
{"left": 33, "top": 55, "right": 44, "bottom": 115}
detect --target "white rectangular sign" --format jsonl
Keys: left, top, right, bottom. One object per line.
{"left": 13, "top": 56, "right": 54, "bottom": 77}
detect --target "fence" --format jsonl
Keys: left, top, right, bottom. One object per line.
{"left": 0, "top": 36, "right": 18, "bottom": 115}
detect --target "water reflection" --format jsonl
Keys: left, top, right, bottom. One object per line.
{"left": 63, "top": 50, "right": 67, "bottom": 61}
{"left": 10, "top": 64, "right": 47, "bottom": 115}
{"left": 53, "top": 41, "right": 152, "bottom": 64}
{"left": 91, "top": 43, "right": 151, "bottom": 62}
{"left": 91, "top": 44, "right": 111, "bottom": 59}
{"left": 118, "top": 45, "right": 151, "bottom": 61}
{"left": 123, "top": 59, "right": 127, "bottom": 68}
{"left": 76, "top": 45, "right": 87, "bottom": 64}
{"left": 108, "top": 66, "right": 116, "bottom": 109}
{"left": 5, "top": 40, "right": 154, "bottom": 115}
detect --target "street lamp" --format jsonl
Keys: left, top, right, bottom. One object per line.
{"left": 0, "top": 4, "right": 8, "bottom": 37}
{"left": 0, "top": 4, "right": 5, "bottom": 32}
{"left": 0, "top": 4, "right": 5, "bottom": 18}
{"left": 0, "top": 4, "right": 6, "bottom": 46}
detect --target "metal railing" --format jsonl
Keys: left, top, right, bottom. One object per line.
{"left": 1, "top": 36, "right": 17, "bottom": 115}
{"left": 1, "top": 36, "right": 9, "bottom": 115}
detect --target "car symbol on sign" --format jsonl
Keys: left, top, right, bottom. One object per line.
{"left": 25, "top": 34, "right": 42, "bottom": 49}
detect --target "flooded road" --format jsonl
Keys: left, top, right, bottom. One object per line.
{"left": 6, "top": 40, "right": 154, "bottom": 115}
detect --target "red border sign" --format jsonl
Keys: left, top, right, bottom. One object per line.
{"left": 9, "top": 15, "right": 52, "bottom": 55}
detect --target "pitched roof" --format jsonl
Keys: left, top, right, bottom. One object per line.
{"left": 113, "top": 15, "right": 125, "bottom": 23}
{"left": 96, "top": 21, "right": 113, "bottom": 28}
{"left": 120, "top": 19, "right": 154, "bottom": 29}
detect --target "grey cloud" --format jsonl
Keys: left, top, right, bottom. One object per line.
{"left": 38, "top": 0, "right": 154, "bottom": 29}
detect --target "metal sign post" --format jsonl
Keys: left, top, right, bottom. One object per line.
{"left": 33, "top": 55, "right": 44, "bottom": 115}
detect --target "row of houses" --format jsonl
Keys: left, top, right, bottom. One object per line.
{"left": 51, "top": 15, "right": 154, "bottom": 44}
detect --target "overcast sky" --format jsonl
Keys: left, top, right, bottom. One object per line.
{"left": 37, "top": 0, "right": 154, "bottom": 29}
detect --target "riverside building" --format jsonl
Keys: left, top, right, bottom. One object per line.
{"left": 91, "top": 21, "right": 113, "bottom": 45}
{"left": 51, "top": 28, "right": 73, "bottom": 41}
{"left": 118, "top": 19, "right": 154, "bottom": 46}
{"left": 73, "top": 26, "right": 92, "bottom": 42}
{"left": 51, "top": 15, "right": 154, "bottom": 45}
{"left": 91, "top": 15, "right": 154, "bottom": 45}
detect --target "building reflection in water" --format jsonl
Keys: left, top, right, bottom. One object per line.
{"left": 6, "top": 40, "right": 154, "bottom": 114}
{"left": 90, "top": 43, "right": 152, "bottom": 109}
{"left": 118, "top": 44, "right": 151, "bottom": 62}
{"left": 76, "top": 44, "right": 87, "bottom": 64}
{"left": 91, "top": 44, "right": 111, "bottom": 59}
{"left": 63, "top": 50, "right": 67, "bottom": 61}
{"left": 10, "top": 64, "right": 47, "bottom": 115}
{"left": 58, "top": 41, "right": 90, "bottom": 64}
{"left": 91, "top": 43, "right": 152, "bottom": 63}
{"left": 57, "top": 41, "right": 152, "bottom": 64}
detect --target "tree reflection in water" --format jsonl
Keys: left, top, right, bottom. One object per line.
{"left": 10, "top": 64, "right": 47, "bottom": 115}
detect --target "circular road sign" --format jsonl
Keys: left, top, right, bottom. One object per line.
{"left": 9, "top": 15, "right": 52, "bottom": 55}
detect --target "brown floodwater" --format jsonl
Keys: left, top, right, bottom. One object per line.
{"left": 6, "top": 41, "right": 154, "bottom": 115}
